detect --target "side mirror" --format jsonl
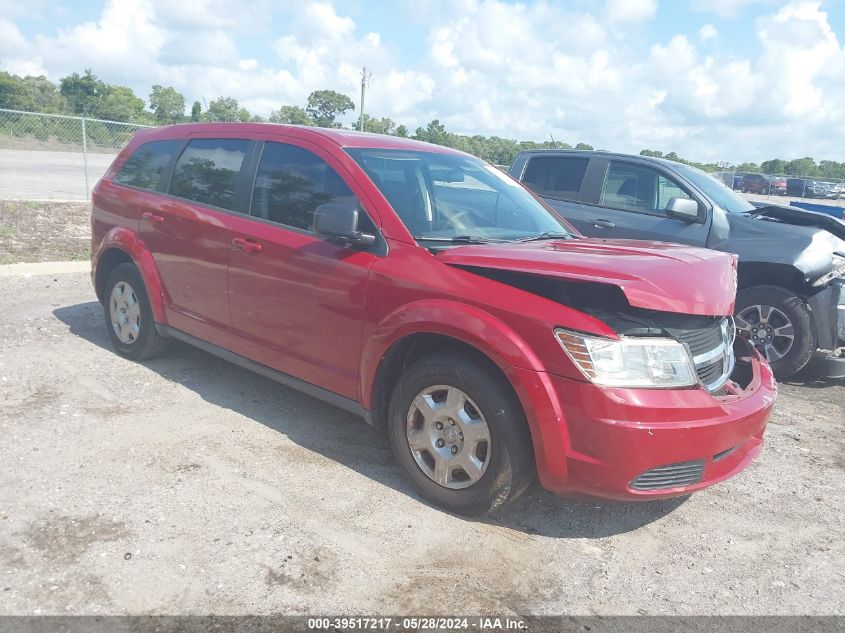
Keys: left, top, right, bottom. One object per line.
{"left": 313, "top": 202, "right": 376, "bottom": 247}
{"left": 665, "top": 197, "right": 701, "bottom": 223}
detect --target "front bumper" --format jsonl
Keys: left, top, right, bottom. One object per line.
{"left": 516, "top": 339, "right": 777, "bottom": 501}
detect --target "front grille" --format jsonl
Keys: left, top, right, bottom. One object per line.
{"left": 697, "top": 358, "right": 725, "bottom": 385}
{"left": 630, "top": 459, "right": 706, "bottom": 491}
{"left": 667, "top": 318, "right": 732, "bottom": 391}
{"left": 671, "top": 320, "right": 724, "bottom": 357}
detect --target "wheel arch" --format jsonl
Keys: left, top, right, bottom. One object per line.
{"left": 93, "top": 227, "right": 167, "bottom": 323}
{"left": 737, "top": 262, "right": 811, "bottom": 296}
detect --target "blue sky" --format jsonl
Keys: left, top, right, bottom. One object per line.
{"left": 2, "top": 0, "right": 844, "bottom": 162}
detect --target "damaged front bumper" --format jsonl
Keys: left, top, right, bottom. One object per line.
{"left": 519, "top": 338, "right": 777, "bottom": 501}
{"left": 809, "top": 278, "right": 845, "bottom": 378}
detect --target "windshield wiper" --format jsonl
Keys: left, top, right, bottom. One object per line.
{"left": 515, "top": 231, "right": 573, "bottom": 242}
{"left": 413, "top": 235, "right": 510, "bottom": 244}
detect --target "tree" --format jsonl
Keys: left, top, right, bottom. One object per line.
{"left": 59, "top": 69, "right": 108, "bottom": 115}
{"left": 269, "top": 105, "right": 314, "bottom": 125}
{"left": 414, "top": 119, "right": 450, "bottom": 145}
{"left": 0, "top": 72, "right": 34, "bottom": 110}
{"left": 785, "top": 157, "right": 818, "bottom": 177}
{"left": 191, "top": 101, "right": 202, "bottom": 122}
{"left": 353, "top": 114, "right": 397, "bottom": 135}
{"left": 149, "top": 85, "right": 186, "bottom": 123}
{"left": 204, "top": 96, "right": 251, "bottom": 122}
{"left": 760, "top": 159, "right": 787, "bottom": 175}
{"left": 306, "top": 89, "right": 354, "bottom": 128}
{"left": 575, "top": 142, "right": 594, "bottom": 150}
{"left": 395, "top": 124, "right": 409, "bottom": 138}
{"left": 97, "top": 85, "right": 145, "bottom": 122}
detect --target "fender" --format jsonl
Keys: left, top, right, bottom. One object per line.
{"left": 94, "top": 227, "right": 169, "bottom": 324}
{"left": 359, "top": 299, "right": 572, "bottom": 482}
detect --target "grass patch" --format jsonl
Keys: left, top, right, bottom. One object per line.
{"left": 0, "top": 200, "right": 91, "bottom": 264}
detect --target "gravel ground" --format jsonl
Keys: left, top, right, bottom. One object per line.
{"left": 0, "top": 272, "right": 843, "bottom": 616}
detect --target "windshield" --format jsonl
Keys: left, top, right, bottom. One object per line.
{"left": 674, "top": 163, "right": 756, "bottom": 214}
{"left": 346, "top": 148, "right": 572, "bottom": 242}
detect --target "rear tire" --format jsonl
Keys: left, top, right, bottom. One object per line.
{"left": 388, "top": 352, "right": 535, "bottom": 516}
{"left": 103, "top": 263, "right": 169, "bottom": 360}
{"left": 734, "top": 285, "right": 815, "bottom": 379}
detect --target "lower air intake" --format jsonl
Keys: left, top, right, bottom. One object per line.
{"left": 630, "top": 459, "right": 706, "bottom": 491}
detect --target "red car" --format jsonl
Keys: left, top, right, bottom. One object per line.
{"left": 91, "top": 123, "right": 776, "bottom": 515}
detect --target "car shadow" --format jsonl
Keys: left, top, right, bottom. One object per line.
{"left": 53, "top": 301, "right": 687, "bottom": 539}
{"left": 781, "top": 352, "right": 845, "bottom": 389}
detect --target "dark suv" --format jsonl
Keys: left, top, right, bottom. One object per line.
{"left": 511, "top": 150, "right": 845, "bottom": 379}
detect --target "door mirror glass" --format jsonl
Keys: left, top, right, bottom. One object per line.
{"left": 665, "top": 197, "right": 700, "bottom": 222}
{"left": 313, "top": 202, "right": 376, "bottom": 247}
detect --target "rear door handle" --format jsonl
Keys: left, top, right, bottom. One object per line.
{"left": 593, "top": 219, "right": 616, "bottom": 228}
{"left": 231, "top": 237, "right": 262, "bottom": 253}
{"left": 142, "top": 212, "right": 165, "bottom": 224}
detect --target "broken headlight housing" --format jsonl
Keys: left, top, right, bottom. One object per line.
{"left": 812, "top": 254, "right": 845, "bottom": 288}
{"left": 555, "top": 329, "right": 697, "bottom": 388}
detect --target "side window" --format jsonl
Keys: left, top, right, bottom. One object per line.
{"left": 113, "top": 140, "right": 182, "bottom": 190}
{"left": 600, "top": 161, "right": 691, "bottom": 215}
{"left": 521, "top": 157, "right": 588, "bottom": 201}
{"left": 168, "top": 138, "right": 249, "bottom": 210}
{"left": 251, "top": 142, "right": 374, "bottom": 232}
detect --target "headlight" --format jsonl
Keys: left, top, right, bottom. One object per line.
{"left": 554, "top": 329, "right": 697, "bottom": 388}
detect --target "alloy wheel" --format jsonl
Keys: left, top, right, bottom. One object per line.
{"left": 406, "top": 385, "right": 491, "bottom": 490}
{"left": 735, "top": 304, "right": 795, "bottom": 362}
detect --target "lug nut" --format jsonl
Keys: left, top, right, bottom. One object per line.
{"left": 436, "top": 439, "right": 445, "bottom": 448}
{"left": 451, "top": 445, "right": 458, "bottom": 455}
{"left": 435, "top": 422, "right": 443, "bottom": 430}
{"left": 450, "top": 419, "right": 456, "bottom": 426}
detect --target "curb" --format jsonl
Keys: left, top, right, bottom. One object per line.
{"left": 1, "top": 261, "right": 90, "bottom": 277}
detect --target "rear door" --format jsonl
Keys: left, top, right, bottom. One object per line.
{"left": 517, "top": 155, "right": 595, "bottom": 232}
{"left": 139, "top": 135, "right": 254, "bottom": 344}
{"left": 225, "top": 138, "right": 381, "bottom": 400}
{"left": 576, "top": 158, "right": 711, "bottom": 245}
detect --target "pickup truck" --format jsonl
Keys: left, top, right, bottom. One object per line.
{"left": 510, "top": 150, "right": 845, "bottom": 379}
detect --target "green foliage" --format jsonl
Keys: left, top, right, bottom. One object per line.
{"left": 204, "top": 97, "right": 252, "bottom": 122}
{"left": 0, "top": 71, "right": 34, "bottom": 110}
{"left": 191, "top": 101, "right": 202, "bottom": 122}
{"left": 269, "top": 105, "right": 314, "bottom": 125}
{"left": 97, "top": 85, "right": 145, "bottom": 122}
{"left": 354, "top": 114, "right": 397, "bottom": 135}
{"left": 149, "top": 85, "right": 186, "bottom": 123}
{"left": 306, "top": 89, "right": 355, "bottom": 128}
{"left": 59, "top": 69, "right": 109, "bottom": 115}
{"left": 575, "top": 142, "right": 594, "bottom": 150}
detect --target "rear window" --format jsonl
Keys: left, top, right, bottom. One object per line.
{"left": 168, "top": 138, "right": 249, "bottom": 210}
{"left": 113, "top": 140, "right": 182, "bottom": 190}
{"left": 521, "top": 156, "right": 589, "bottom": 201}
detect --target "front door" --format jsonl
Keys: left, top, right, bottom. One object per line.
{"left": 579, "top": 160, "right": 711, "bottom": 246}
{"left": 226, "top": 139, "right": 380, "bottom": 400}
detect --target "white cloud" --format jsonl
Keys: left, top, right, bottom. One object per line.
{"left": 699, "top": 23, "right": 718, "bottom": 41}
{"left": 1, "top": 0, "right": 844, "bottom": 163}
{"left": 605, "top": 0, "right": 657, "bottom": 22}
{"left": 691, "top": 0, "right": 761, "bottom": 18}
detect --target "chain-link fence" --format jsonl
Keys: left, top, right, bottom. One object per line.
{"left": 0, "top": 108, "right": 153, "bottom": 201}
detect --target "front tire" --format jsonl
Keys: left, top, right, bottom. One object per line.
{"left": 388, "top": 353, "right": 535, "bottom": 516}
{"left": 103, "top": 263, "right": 169, "bottom": 360}
{"left": 734, "top": 285, "right": 815, "bottom": 379}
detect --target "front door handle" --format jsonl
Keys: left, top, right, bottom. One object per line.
{"left": 231, "top": 237, "right": 262, "bottom": 254}
{"left": 593, "top": 219, "right": 616, "bottom": 229}
{"left": 142, "top": 212, "right": 165, "bottom": 224}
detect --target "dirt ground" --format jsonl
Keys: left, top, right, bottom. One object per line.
{"left": 0, "top": 201, "right": 90, "bottom": 264}
{"left": 0, "top": 271, "right": 842, "bottom": 616}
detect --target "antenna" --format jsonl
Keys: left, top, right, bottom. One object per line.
{"left": 359, "top": 67, "right": 372, "bottom": 132}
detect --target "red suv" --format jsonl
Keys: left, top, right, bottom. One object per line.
{"left": 91, "top": 123, "right": 776, "bottom": 515}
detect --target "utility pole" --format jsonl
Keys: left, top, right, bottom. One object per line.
{"left": 359, "top": 67, "right": 371, "bottom": 132}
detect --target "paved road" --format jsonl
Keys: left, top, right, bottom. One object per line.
{"left": 0, "top": 272, "right": 842, "bottom": 615}
{"left": 0, "top": 149, "right": 116, "bottom": 200}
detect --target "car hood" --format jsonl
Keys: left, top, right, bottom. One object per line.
{"left": 438, "top": 238, "right": 738, "bottom": 316}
